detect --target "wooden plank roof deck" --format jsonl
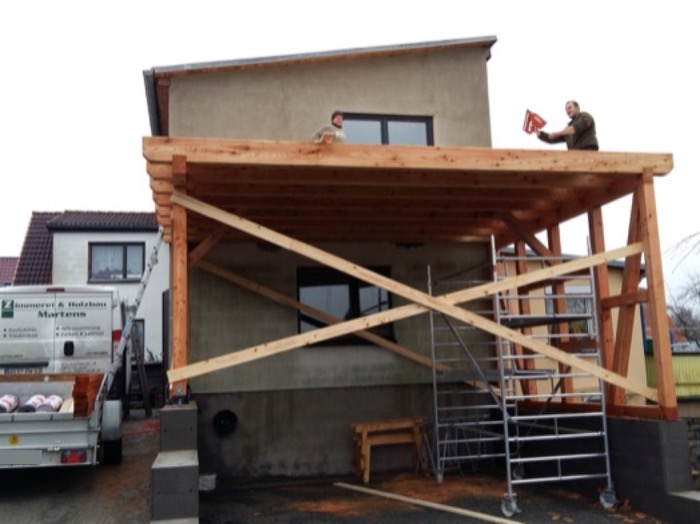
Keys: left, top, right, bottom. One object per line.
{"left": 143, "top": 137, "right": 673, "bottom": 248}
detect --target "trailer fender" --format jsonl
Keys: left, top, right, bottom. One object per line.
{"left": 102, "top": 399, "right": 122, "bottom": 441}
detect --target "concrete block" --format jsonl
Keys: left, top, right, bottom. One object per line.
{"left": 152, "top": 450, "right": 199, "bottom": 520}
{"left": 609, "top": 418, "right": 694, "bottom": 494}
{"left": 160, "top": 402, "right": 198, "bottom": 451}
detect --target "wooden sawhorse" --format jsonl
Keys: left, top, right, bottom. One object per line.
{"left": 351, "top": 417, "right": 426, "bottom": 484}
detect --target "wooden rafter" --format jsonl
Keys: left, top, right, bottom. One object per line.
{"left": 143, "top": 138, "right": 673, "bottom": 248}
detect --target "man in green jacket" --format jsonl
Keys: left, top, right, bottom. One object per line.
{"left": 536, "top": 100, "right": 598, "bottom": 151}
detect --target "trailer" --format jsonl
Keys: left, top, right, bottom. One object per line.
{"left": 0, "top": 286, "right": 127, "bottom": 468}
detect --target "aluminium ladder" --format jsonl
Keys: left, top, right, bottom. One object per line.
{"left": 492, "top": 242, "right": 616, "bottom": 516}
{"left": 107, "top": 227, "right": 164, "bottom": 417}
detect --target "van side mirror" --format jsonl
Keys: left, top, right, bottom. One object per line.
{"left": 64, "top": 341, "right": 75, "bottom": 356}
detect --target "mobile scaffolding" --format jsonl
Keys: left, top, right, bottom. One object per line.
{"left": 428, "top": 240, "right": 616, "bottom": 517}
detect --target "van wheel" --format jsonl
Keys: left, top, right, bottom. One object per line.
{"left": 102, "top": 438, "right": 122, "bottom": 465}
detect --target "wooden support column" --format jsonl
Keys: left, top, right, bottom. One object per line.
{"left": 637, "top": 169, "right": 677, "bottom": 419}
{"left": 547, "top": 225, "right": 574, "bottom": 400}
{"left": 514, "top": 241, "right": 537, "bottom": 395}
{"left": 610, "top": 197, "right": 643, "bottom": 406}
{"left": 587, "top": 206, "right": 615, "bottom": 403}
{"left": 170, "top": 155, "right": 189, "bottom": 398}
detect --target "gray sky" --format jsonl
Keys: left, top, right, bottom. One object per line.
{"left": 1, "top": 1, "right": 697, "bottom": 296}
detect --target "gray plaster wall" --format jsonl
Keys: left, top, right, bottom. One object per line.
{"left": 166, "top": 44, "right": 494, "bottom": 478}
{"left": 168, "top": 46, "right": 492, "bottom": 147}
{"left": 189, "top": 242, "right": 490, "bottom": 394}
{"left": 195, "top": 384, "right": 433, "bottom": 478}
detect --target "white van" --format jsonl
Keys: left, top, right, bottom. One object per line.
{"left": 0, "top": 286, "right": 124, "bottom": 375}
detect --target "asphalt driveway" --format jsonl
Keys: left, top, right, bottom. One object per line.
{"left": 200, "top": 470, "right": 668, "bottom": 524}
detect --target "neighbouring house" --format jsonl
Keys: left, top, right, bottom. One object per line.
{"left": 499, "top": 249, "right": 650, "bottom": 406}
{"left": 0, "top": 257, "right": 18, "bottom": 287}
{"left": 13, "top": 211, "right": 170, "bottom": 363}
{"left": 142, "top": 37, "right": 695, "bottom": 520}
{"left": 641, "top": 305, "right": 700, "bottom": 416}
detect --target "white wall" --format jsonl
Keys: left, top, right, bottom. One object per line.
{"left": 52, "top": 231, "right": 170, "bottom": 361}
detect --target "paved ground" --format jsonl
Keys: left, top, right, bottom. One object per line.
{"left": 0, "top": 410, "right": 159, "bottom": 524}
{"left": 200, "top": 472, "right": 667, "bottom": 524}
{"left": 0, "top": 411, "right": 670, "bottom": 523}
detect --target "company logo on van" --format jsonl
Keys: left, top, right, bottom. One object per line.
{"left": 1, "top": 300, "right": 13, "bottom": 319}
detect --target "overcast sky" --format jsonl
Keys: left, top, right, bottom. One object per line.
{"left": 1, "top": 1, "right": 697, "bottom": 296}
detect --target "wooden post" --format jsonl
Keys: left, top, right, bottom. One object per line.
{"left": 514, "top": 241, "right": 537, "bottom": 395}
{"left": 547, "top": 225, "right": 574, "bottom": 400}
{"left": 610, "top": 197, "right": 643, "bottom": 406}
{"left": 587, "top": 207, "right": 614, "bottom": 403}
{"left": 637, "top": 169, "right": 677, "bottom": 419}
{"left": 170, "top": 155, "right": 189, "bottom": 399}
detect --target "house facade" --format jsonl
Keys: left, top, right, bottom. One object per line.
{"left": 14, "top": 211, "right": 170, "bottom": 362}
{"left": 145, "top": 37, "right": 499, "bottom": 477}
{"left": 142, "top": 36, "right": 681, "bottom": 508}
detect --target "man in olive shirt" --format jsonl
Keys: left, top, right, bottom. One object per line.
{"left": 313, "top": 110, "right": 347, "bottom": 144}
{"left": 536, "top": 100, "right": 598, "bottom": 151}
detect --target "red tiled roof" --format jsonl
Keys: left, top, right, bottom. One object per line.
{"left": 48, "top": 211, "right": 158, "bottom": 231}
{"left": 642, "top": 301, "right": 687, "bottom": 343}
{"left": 13, "top": 211, "right": 158, "bottom": 285}
{"left": 0, "top": 257, "right": 18, "bottom": 286}
{"left": 13, "top": 212, "right": 62, "bottom": 285}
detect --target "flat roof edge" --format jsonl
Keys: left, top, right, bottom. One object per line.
{"left": 149, "top": 35, "right": 498, "bottom": 77}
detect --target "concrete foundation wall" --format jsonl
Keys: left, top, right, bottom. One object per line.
{"left": 608, "top": 418, "right": 695, "bottom": 522}
{"left": 194, "top": 385, "right": 433, "bottom": 478}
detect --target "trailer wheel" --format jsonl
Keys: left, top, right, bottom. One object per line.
{"left": 102, "top": 438, "right": 123, "bottom": 465}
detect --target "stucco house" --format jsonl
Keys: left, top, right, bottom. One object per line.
{"left": 13, "top": 211, "right": 170, "bottom": 363}
{"left": 142, "top": 37, "right": 695, "bottom": 519}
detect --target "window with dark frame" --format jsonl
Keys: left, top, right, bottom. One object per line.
{"left": 89, "top": 243, "right": 145, "bottom": 282}
{"left": 342, "top": 113, "right": 434, "bottom": 146}
{"left": 130, "top": 318, "right": 149, "bottom": 360}
{"left": 297, "top": 266, "right": 394, "bottom": 344}
{"left": 545, "top": 285, "right": 594, "bottom": 339}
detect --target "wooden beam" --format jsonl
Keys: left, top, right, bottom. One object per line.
{"left": 601, "top": 290, "right": 648, "bottom": 310}
{"left": 188, "top": 226, "right": 228, "bottom": 266}
{"left": 167, "top": 191, "right": 656, "bottom": 401}
{"left": 143, "top": 137, "right": 674, "bottom": 176}
{"left": 169, "top": 242, "right": 646, "bottom": 394}
{"left": 172, "top": 154, "right": 188, "bottom": 188}
{"left": 547, "top": 225, "right": 574, "bottom": 399}
{"left": 170, "top": 204, "right": 189, "bottom": 398}
{"left": 637, "top": 170, "right": 677, "bottom": 416}
{"left": 194, "top": 259, "right": 444, "bottom": 372}
{"left": 169, "top": 155, "right": 189, "bottom": 398}
{"left": 501, "top": 212, "right": 554, "bottom": 258}
{"left": 611, "top": 195, "right": 644, "bottom": 405}
{"left": 513, "top": 241, "right": 537, "bottom": 395}
{"left": 587, "top": 206, "right": 614, "bottom": 405}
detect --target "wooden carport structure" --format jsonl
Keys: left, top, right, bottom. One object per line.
{"left": 143, "top": 137, "right": 676, "bottom": 420}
